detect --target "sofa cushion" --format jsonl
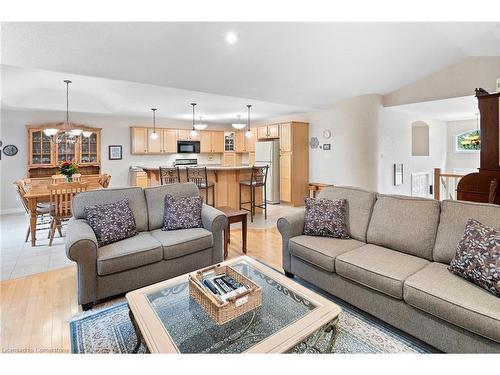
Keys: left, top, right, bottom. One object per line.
{"left": 404, "top": 262, "right": 500, "bottom": 343}
{"left": 151, "top": 228, "right": 213, "bottom": 260}
{"left": 97, "top": 232, "right": 163, "bottom": 275}
{"left": 84, "top": 198, "right": 138, "bottom": 247}
{"left": 335, "top": 244, "right": 429, "bottom": 299}
{"left": 144, "top": 183, "right": 200, "bottom": 231}
{"left": 318, "top": 186, "right": 376, "bottom": 242}
{"left": 73, "top": 187, "right": 149, "bottom": 232}
{"left": 433, "top": 200, "right": 500, "bottom": 263}
{"left": 303, "top": 197, "right": 349, "bottom": 239}
{"left": 289, "top": 235, "right": 365, "bottom": 272}
{"left": 366, "top": 194, "right": 440, "bottom": 260}
{"left": 449, "top": 219, "right": 500, "bottom": 297}
{"left": 163, "top": 194, "right": 203, "bottom": 231}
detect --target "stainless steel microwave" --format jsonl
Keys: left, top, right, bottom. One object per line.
{"left": 177, "top": 140, "right": 200, "bottom": 154}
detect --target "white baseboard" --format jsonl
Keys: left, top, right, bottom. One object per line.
{"left": 0, "top": 208, "right": 25, "bottom": 216}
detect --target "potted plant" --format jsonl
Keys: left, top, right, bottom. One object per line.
{"left": 59, "top": 161, "right": 79, "bottom": 182}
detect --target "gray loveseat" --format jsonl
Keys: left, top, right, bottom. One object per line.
{"left": 65, "top": 183, "right": 227, "bottom": 310}
{"left": 278, "top": 186, "right": 500, "bottom": 353}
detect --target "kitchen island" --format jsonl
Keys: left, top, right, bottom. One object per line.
{"left": 130, "top": 165, "right": 263, "bottom": 209}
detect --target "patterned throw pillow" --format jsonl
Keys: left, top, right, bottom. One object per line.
{"left": 84, "top": 198, "right": 138, "bottom": 247}
{"left": 449, "top": 219, "right": 500, "bottom": 297}
{"left": 303, "top": 197, "right": 349, "bottom": 239}
{"left": 163, "top": 194, "right": 203, "bottom": 231}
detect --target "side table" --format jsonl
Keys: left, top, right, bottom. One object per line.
{"left": 217, "top": 206, "right": 248, "bottom": 259}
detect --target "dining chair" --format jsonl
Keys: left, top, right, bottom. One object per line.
{"left": 51, "top": 173, "right": 82, "bottom": 183}
{"left": 98, "top": 173, "right": 112, "bottom": 188}
{"left": 159, "top": 167, "right": 181, "bottom": 185}
{"left": 48, "top": 182, "right": 88, "bottom": 246}
{"left": 14, "top": 180, "right": 51, "bottom": 242}
{"left": 186, "top": 166, "right": 215, "bottom": 207}
{"left": 239, "top": 165, "right": 269, "bottom": 222}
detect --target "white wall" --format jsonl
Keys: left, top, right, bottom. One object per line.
{"left": 255, "top": 94, "right": 381, "bottom": 191}
{"left": 0, "top": 109, "right": 229, "bottom": 214}
{"left": 376, "top": 108, "right": 447, "bottom": 196}
{"left": 445, "top": 119, "right": 480, "bottom": 173}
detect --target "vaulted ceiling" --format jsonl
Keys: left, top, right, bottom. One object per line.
{"left": 2, "top": 22, "right": 500, "bottom": 121}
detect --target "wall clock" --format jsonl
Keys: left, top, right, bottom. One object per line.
{"left": 3, "top": 144, "right": 18, "bottom": 156}
{"left": 323, "top": 129, "right": 332, "bottom": 139}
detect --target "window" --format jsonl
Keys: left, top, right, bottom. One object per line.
{"left": 455, "top": 130, "right": 481, "bottom": 152}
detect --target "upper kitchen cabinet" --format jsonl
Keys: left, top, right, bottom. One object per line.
{"left": 147, "top": 128, "right": 162, "bottom": 153}
{"left": 235, "top": 131, "right": 246, "bottom": 152}
{"left": 162, "top": 129, "right": 177, "bottom": 153}
{"left": 177, "top": 129, "right": 199, "bottom": 141}
{"left": 200, "top": 131, "right": 224, "bottom": 153}
{"left": 247, "top": 129, "right": 257, "bottom": 152}
{"left": 131, "top": 127, "right": 148, "bottom": 154}
{"left": 258, "top": 124, "right": 280, "bottom": 140}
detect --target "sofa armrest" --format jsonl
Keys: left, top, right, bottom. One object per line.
{"left": 65, "top": 219, "right": 99, "bottom": 305}
{"left": 277, "top": 209, "right": 306, "bottom": 272}
{"left": 201, "top": 204, "right": 228, "bottom": 263}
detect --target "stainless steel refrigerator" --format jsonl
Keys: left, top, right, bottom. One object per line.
{"left": 255, "top": 139, "right": 280, "bottom": 204}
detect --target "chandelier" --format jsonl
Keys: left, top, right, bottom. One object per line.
{"left": 232, "top": 114, "right": 246, "bottom": 130}
{"left": 43, "top": 80, "right": 92, "bottom": 143}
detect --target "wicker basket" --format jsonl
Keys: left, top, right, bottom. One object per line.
{"left": 188, "top": 263, "right": 262, "bottom": 325}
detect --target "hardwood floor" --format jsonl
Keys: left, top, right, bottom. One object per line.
{"left": 0, "top": 227, "right": 283, "bottom": 353}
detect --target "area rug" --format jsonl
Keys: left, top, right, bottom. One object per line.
{"left": 69, "top": 285, "right": 435, "bottom": 354}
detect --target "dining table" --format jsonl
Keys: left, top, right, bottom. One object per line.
{"left": 23, "top": 178, "right": 103, "bottom": 246}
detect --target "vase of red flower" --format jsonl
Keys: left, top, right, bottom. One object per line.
{"left": 60, "top": 161, "right": 78, "bottom": 182}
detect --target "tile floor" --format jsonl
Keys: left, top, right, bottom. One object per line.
{"left": 0, "top": 203, "right": 302, "bottom": 281}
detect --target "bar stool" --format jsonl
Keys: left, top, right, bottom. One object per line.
{"left": 186, "top": 166, "right": 215, "bottom": 207}
{"left": 239, "top": 165, "right": 268, "bottom": 222}
{"left": 159, "top": 166, "right": 181, "bottom": 185}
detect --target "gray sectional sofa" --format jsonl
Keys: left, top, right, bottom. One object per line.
{"left": 278, "top": 186, "right": 500, "bottom": 353}
{"left": 65, "top": 183, "right": 227, "bottom": 310}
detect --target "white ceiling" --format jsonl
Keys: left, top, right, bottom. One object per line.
{"left": 2, "top": 22, "right": 500, "bottom": 110}
{"left": 389, "top": 95, "right": 478, "bottom": 122}
{"left": 0, "top": 65, "right": 312, "bottom": 124}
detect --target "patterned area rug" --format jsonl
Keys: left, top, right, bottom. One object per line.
{"left": 69, "top": 281, "right": 435, "bottom": 354}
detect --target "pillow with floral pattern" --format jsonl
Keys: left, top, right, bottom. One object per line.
{"left": 84, "top": 198, "right": 138, "bottom": 247}
{"left": 449, "top": 218, "right": 500, "bottom": 297}
{"left": 303, "top": 197, "right": 349, "bottom": 239}
{"left": 163, "top": 194, "right": 203, "bottom": 231}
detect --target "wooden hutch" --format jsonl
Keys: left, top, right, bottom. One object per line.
{"left": 26, "top": 123, "right": 102, "bottom": 178}
{"left": 457, "top": 90, "right": 500, "bottom": 204}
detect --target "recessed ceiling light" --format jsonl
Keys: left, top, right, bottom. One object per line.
{"left": 225, "top": 32, "right": 238, "bottom": 45}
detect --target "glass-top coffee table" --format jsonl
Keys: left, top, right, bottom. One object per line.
{"left": 126, "top": 256, "right": 341, "bottom": 353}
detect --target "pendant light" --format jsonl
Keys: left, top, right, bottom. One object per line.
{"left": 232, "top": 114, "right": 246, "bottom": 130}
{"left": 44, "top": 80, "right": 87, "bottom": 143}
{"left": 150, "top": 108, "right": 159, "bottom": 140}
{"left": 194, "top": 116, "right": 208, "bottom": 131}
{"left": 245, "top": 104, "right": 253, "bottom": 138}
{"left": 190, "top": 103, "right": 199, "bottom": 137}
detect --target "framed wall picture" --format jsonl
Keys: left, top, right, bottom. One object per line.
{"left": 108, "top": 145, "right": 122, "bottom": 160}
{"left": 394, "top": 163, "right": 404, "bottom": 186}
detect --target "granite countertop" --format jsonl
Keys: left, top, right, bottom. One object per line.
{"left": 134, "top": 164, "right": 263, "bottom": 171}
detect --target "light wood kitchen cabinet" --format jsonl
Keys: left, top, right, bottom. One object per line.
{"left": 200, "top": 131, "right": 224, "bottom": 153}
{"left": 280, "top": 150, "right": 292, "bottom": 202}
{"left": 212, "top": 131, "right": 224, "bottom": 153}
{"left": 147, "top": 128, "right": 162, "bottom": 153}
{"left": 280, "top": 123, "right": 291, "bottom": 152}
{"left": 222, "top": 152, "right": 236, "bottom": 166}
{"left": 162, "top": 129, "right": 177, "bottom": 153}
{"left": 247, "top": 129, "right": 257, "bottom": 152}
{"left": 278, "top": 122, "right": 309, "bottom": 206}
{"left": 131, "top": 127, "right": 148, "bottom": 154}
{"left": 235, "top": 131, "right": 246, "bottom": 152}
{"left": 177, "top": 129, "right": 200, "bottom": 141}
{"left": 258, "top": 124, "right": 280, "bottom": 140}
